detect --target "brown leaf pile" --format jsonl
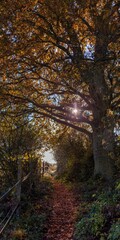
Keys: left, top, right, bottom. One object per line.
{"left": 44, "top": 181, "right": 78, "bottom": 240}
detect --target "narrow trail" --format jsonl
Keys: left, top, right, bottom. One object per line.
{"left": 45, "top": 181, "right": 78, "bottom": 240}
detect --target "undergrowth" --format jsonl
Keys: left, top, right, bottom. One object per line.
{"left": 74, "top": 178, "right": 120, "bottom": 240}
{"left": 1, "top": 177, "right": 53, "bottom": 240}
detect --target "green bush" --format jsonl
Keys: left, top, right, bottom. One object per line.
{"left": 10, "top": 213, "right": 47, "bottom": 240}
{"left": 53, "top": 131, "right": 94, "bottom": 182}
{"left": 74, "top": 202, "right": 105, "bottom": 239}
{"left": 74, "top": 179, "right": 120, "bottom": 240}
{"left": 74, "top": 218, "right": 90, "bottom": 240}
{"left": 108, "top": 219, "right": 120, "bottom": 240}
{"left": 22, "top": 213, "right": 47, "bottom": 240}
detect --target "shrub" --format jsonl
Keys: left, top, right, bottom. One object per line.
{"left": 108, "top": 219, "right": 120, "bottom": 240}
{"left": 23, "top": 213, "right": 47, "bottom": 240}
{"left": 74, "top": 179, "right": 120, "bottom": 240}
{"left": 74, "top": 202, "right": 105, "bottom": 239}
{"left": 74, "top": 218, "right": 90, "bottom": 240}
{"left": 53, "top": 131, "right": 94, "bottom": 182}
{"left": 10, "top": 213, "right": 47, "bottom": 240}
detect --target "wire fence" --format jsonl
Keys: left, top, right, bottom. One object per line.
{"left": 0, "top": 172, "right": 31, "bottom": 235}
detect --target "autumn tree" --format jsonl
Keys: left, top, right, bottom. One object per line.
{"left": 0, "top": 114, "right": 42, "bottom": 197}
{"left": 0, "top": 0, "right": 119, "bottom": 180}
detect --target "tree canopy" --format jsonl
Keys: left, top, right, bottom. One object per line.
{"left": 0, "top": 0, "right": 119, "bottom": 180}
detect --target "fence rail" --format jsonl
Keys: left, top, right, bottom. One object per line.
{"left": 0, "top": 204, "right": 19, "bottom": 235}
{"left": 0, "top": 172, "right": 31, "bottom": 235}
{"left": 0, "top": 172, "right": 31, "bottom": 202}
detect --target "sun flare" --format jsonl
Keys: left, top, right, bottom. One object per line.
{"left": 72, "top": 108, "right": 78, "bottom": 115}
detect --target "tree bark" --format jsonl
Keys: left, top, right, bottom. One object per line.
{"left": 93, "top": 120, "right": 115, "bottom": 180}
{"left": 88, "top": 64, "right": 116, "bottom": 181}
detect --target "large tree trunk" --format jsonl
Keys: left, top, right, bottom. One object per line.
{"left": 92, "top": 118, "right": 115, "bottom": 180}
{"left": 89, "top": 65, "right": 115, "bottom": 181}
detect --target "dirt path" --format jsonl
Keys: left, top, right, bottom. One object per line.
{"left": 45, "top": 181, "right": 78, "bottom": 240}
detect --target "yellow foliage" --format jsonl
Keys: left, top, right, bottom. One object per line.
{"left": 11, "top": 228, "right": 26, "bottom": 239}
{"left": 107, "top": 109, "right": 114, "bottom": 117}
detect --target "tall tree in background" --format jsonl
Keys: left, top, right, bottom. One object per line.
{"left": 0, "top": 0, "right": 119, "bottom": 180}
